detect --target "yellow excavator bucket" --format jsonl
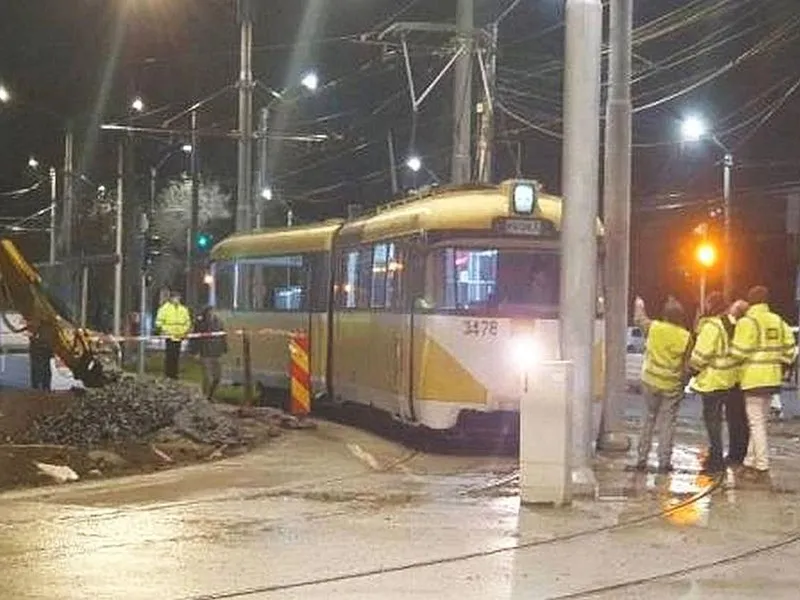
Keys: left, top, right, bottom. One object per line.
{"left": 0, "top": 239, "right": 117, "bottom": 387}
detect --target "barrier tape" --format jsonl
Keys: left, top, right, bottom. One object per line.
{"left": 84, "top": 327, "right": 296, "bottom": 345}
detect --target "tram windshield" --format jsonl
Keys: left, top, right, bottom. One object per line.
{"left": 424, "top": 247, "right": 562, "bottom": 317}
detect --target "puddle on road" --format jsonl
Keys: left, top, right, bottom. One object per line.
{"left": 253, "top": 487, "right": 418, "bottom": 508}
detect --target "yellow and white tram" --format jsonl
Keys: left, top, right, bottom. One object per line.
{"left": 210, "top": 180, "right": 605, "bottom": 430}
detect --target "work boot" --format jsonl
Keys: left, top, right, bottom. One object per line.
{"left": 725, "top": 455, "right": 745, "bottom": 468}
{"left": 737, "top": 467, "right": 771, "bottom": 489}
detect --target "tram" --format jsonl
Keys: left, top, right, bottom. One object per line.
{"left": 209, "top": 180, "right": 605, "bottom": 430}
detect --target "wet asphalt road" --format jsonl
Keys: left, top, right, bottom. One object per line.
{"left": 2, "top": 393, "right": 800, "bottom": 599}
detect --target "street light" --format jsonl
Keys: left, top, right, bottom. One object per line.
{"left": 0, "top": 84, "right": 10, "bottom": 104}
{"left": 131, "top": 96, "right": 145, "bottom": 113}
{"left": 406, "top": 156, "right": 422, "bottom": 172}
{"left": 257, "top": 71, "right": 321, "bottom": 228}
{"left": 300, "top": 71, "right": 319, "bottom": 92}
{"left": 680, "top": 114, "right": 733, "bottom": 301}
{"left": 680, "top": 116, "right": 707, "bottom": 143}
{"left": 27, "top": 156, "right": 39, "bottom": 170}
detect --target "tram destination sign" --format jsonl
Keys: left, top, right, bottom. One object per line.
{"left": 494, "top": 217, "right": 558, "bottom": 238}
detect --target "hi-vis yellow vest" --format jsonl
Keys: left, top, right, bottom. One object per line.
{"left": 689, "top": 316, "right": 738, "bottom": 393}
{"left": 642, "top": 320, "right": 691, "bottom": 392}
{"left": 155, "top": 302, "right": 191, "bottom": 341}
{"left": 731, "top": 304, "right": 797, "bottom": 392}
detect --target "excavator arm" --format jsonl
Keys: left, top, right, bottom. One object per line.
{"left": 0, "top": 238, "right": 119, "bottom": 387}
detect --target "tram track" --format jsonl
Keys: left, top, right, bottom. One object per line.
{"left": 176, "top": 473, "right": 735, "bottom": 599}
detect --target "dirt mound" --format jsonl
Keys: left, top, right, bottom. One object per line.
{"left": 0, "top": 377, "right": 304, "bottom": 492}
{"left": 15, "top": 375, "right": 242, "bottom": 447}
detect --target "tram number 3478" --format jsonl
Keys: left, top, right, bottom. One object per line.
{"left": 462, "top": 319, "right": 499, "bottom": 338}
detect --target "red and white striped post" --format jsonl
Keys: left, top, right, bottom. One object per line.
{"left": 288, "top": 331, "right": 310, "bottom": 417}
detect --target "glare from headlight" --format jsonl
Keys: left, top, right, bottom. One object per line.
{"left": 510, "top": 335, "right": 541, "bottom": 369}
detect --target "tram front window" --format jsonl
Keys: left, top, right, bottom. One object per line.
{"left": 427, "top": 247, "right": 560, "bottom": 316}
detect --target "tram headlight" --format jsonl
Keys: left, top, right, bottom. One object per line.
{"left": 509, "top": 335, "right": 542, "bottom": 370}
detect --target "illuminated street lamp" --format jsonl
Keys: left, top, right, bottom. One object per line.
{"left": 27, "top": 156, "right": 39, "bottom": 170}
{"left": 680, "top": 116, "right": 707, "bottom": 143}
{"left": 300, "top": 71, "right": 319, "bottom": 92}
{"left": 257, "top": 71, "right": 321, "bottom": 229}
{"left": 406, "top": 156, "right": 422, "bottom": 172}
{"left": 0, "top": 84, "right": 10, "bottom": 104}
{"left": 681, "top": 114, "right": 733, "bottom": 300}
{"left": 131, "top": 96, "right": 145, "bottom": 113}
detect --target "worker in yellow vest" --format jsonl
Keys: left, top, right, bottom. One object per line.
{"left": 724, "top": 298, "right": 751, "bottom": 467}
{"left": 155, "top": 290, "right": 192, "bottom": 379}
{"left": 688, "top": 291, "right": 741, "bottom": 474}
{"left": 632, "top": 295, "right": 692, "bottom": 473}
{"left": 730, "top": 286, "right": 797, "bottom": 486}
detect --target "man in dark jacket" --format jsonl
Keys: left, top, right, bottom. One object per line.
{"left": 191, "top": 306, "right": 228, "bottom": 400}
{"left": 29, "top": 326, "right": 53, "bottom": 391}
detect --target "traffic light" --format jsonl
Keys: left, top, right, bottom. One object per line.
{"left": 196, "top": 232, "right": 213, "bottom": 251}
{"left": 695, "top": 241, "right": 716, "bottom": 269}
{"left": 143, "top": 233, "right": 162, "bottom": 269}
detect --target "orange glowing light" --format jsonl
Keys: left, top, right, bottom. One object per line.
{"left": 695, "top": 242, "right": 716, "bottom": 268}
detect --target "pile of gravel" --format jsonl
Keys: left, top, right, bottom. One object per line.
{"left": 21, "top": 375, "right": 242, "bottom": 448}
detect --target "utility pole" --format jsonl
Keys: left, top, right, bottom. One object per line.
{"left": 723, "top": 152, "right": 733, "bottom": 301}
{"left": 560, "top": 0, "right": 603, "bottom": 493}
{"left": 256, "top": 106, "right": 269, "bottom": 229}
{"left": 236, "top": 0, "right": 254, "bottom": 232}
{"left": 452, "top": 0, "right": 473, "bottom": 184}
{"left": 62, "top": 127, "right": 74, "bottom": 257}
{"left": 597, "top": 0, "right": 633, "bottom": 453}
{"left": 49, "top": 167, "right": 57, "bottom": 265}
{"left": 477, "top": 22, "right": 498, "bottom": 184}
{"left": 387, "top": 130, "right": 399, "bottom": 196}
{"left": 113, "top": 141, "right": 124, "bottom": 338}
{"left": 187, "top": 109, "right": 200, "bottom": 309}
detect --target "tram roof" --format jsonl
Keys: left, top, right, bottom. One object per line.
{"left": 210, "top": 220, "right": 344, "bottom": 260}
{"left": 211, "top": 181, "right": 604, "bottom": 260}
{"left": 336, "top": 180, "right": 604, "bottom": 245}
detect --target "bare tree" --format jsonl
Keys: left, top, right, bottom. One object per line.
{"left": 151, "top": 177, "right": 232, "bottom": 291}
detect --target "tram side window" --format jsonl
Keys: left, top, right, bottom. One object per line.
{"left": 339, "top": 248, "right": 372, "bottom": 309}
{"left": 248, "top": 255, "right": 307, "bottom": 312}
{"left": 426, "top": 247, "right": 560, "bottom": 314}
{"left": 371, "top": 243, "right": 390, "bottom": 308}
{"left": 214, "top": 262, "right": 235, "bottom": 310}
{"left": 369, "top": 242, "right": 406, "bottom": 310}
{"left": 386, "top": 245, "right": 407, "bottom": 310}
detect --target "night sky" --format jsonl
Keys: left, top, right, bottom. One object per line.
{"left": 2, "top": 0, "right": 800, "bottom": 320}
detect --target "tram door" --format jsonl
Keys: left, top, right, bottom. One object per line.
{"left": 364, "top": 241, "right": 414, "bottom": 418}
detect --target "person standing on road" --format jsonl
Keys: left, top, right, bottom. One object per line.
{"left": 688, "top": 291, "right": 739, "bottom": 474}
{"left": 724, "top": 299, "right": 750, "bottom": 466}
{"left": 28, "top": 323, "right": 53, "bottom": 391}
{"left": 632, "top": 295, "right": 693, "bottom": 473}
{"left": 730, "top": 286, "right": 797, "bottom": 486}
{"left": 155, "top": 290, "right": 192, "bottom": 380}
{"left": 191, "top": 306, "right": 227, "bottom": 400}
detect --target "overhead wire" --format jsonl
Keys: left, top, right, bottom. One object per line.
{"left": 731, "top": 75, "right": 800, "bottom": 150}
